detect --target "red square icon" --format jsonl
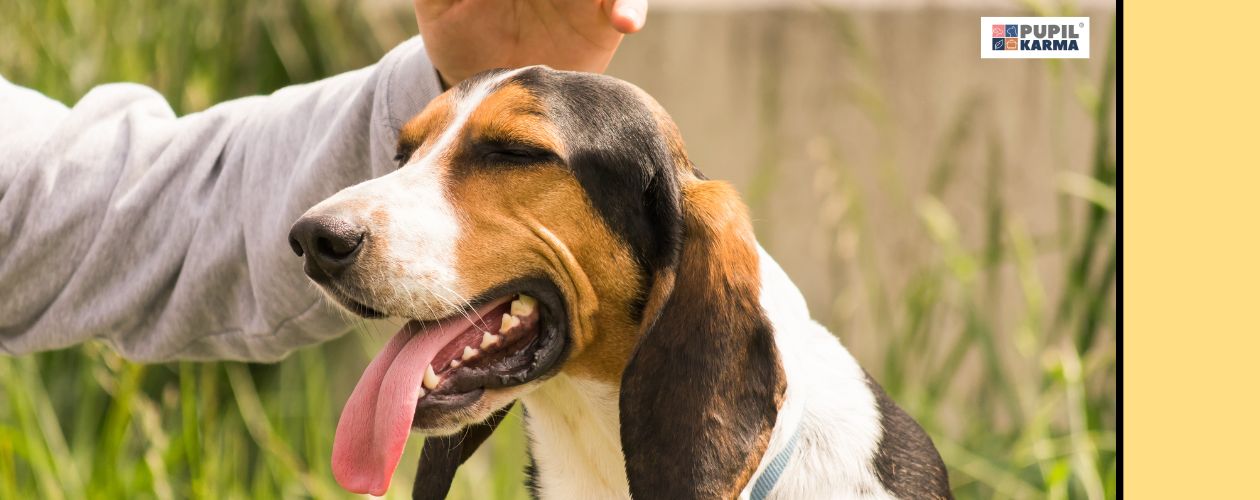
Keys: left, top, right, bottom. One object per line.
{"left": 992, "top": 24, "right": 1005, "bottom": 37}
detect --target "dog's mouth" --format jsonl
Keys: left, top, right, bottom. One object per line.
{"left": 329, "top": 279, "right": 568, "bottom": 496}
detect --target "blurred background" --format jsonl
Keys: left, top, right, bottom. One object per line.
{"left": 0, "top": 0, "right": 1116, "bottom": 498}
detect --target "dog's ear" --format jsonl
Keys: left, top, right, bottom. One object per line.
{"left": 619, "top": 179, "right": 786, "bottom": 499}
{"left": 411, "top": 403, "right": 513, "bottom": 500}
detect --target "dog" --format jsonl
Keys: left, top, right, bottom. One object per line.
{"left": 288, "top": 66, "right": 951, "bottom": 499}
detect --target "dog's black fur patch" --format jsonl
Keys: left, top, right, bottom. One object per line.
{"left": 866, "top": 374, "right": 953, "bottom": 499}
{"left": 411, "top": 403, "right": 514, "bottom": 500}
{"left": 524, "top": 450, "right": 541, "bottom": 500}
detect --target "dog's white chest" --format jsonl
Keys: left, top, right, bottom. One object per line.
{"left": 522, "top": 375, "right": 631, "bottom": 499}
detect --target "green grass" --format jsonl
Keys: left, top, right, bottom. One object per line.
{"left": 0, "top": 1, "right": 1116, "bottom": 499}
{"left": 804, "top": 10, "right": 1117, "bottom": 499}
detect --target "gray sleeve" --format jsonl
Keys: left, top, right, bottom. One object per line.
{"left": 0, "top": 36, "right": 442, "bottom": 362}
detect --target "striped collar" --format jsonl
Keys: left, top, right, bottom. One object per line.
{"left": 743, "top": 393, "right": 805, "bottom": 500}
{"left": 749, "top": 424, "right": 801, "bottom": 500}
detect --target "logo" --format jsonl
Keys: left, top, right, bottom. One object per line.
{"left": 981, "top": 17, "right": 1090, "bottom": 59}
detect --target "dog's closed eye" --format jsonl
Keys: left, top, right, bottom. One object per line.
{"left": 477, "top": 140, "right": 558, "bottom": 166}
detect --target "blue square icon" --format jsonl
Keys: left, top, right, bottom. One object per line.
{"left": 1005, "top": 24, "right": 1019, "bottom": 37}
{"left": 992, "top": 38, "right": 1006, "bottom": 50}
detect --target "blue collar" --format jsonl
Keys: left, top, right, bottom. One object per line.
{"left": 749, "top": 425, "right": 801, "bottom": 500}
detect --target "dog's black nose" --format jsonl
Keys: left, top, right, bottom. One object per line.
{"left": 288, "top": 214, "right": 365, "bottom": 281}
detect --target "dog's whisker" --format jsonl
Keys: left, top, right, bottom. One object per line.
{"left": 433, "top": 282, "right": 486, "bottom": 330}
{"left": 394, "top": 269, "right": 429, "bottom": 320}
{"left": 433, "top": 287, "right": 483, "bottom": 331}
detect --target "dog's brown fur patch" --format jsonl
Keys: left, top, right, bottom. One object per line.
{"left": 464, "top": 83, "right": 563, "bottom": 155}
{"left": 447, "top": 165, "right": 645, "bottom": 383}
{"left": 397, "top": 91, "right": 456, "bottom": 161}
{"left": 620, "top": 177, "right": 786, "bottom": 499}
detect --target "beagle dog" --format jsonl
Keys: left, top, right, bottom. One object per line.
{"left": 288, "top": 66, "right": 951, "bottom": 499}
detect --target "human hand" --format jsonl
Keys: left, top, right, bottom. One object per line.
{"left": 414, "top": 0, "right": 648, "bottom": 87}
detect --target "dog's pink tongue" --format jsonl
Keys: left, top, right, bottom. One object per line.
{"left": 332, "top": 322, "right": 449, "bottom": 496}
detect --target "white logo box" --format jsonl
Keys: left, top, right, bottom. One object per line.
{"left": 981, "top": 16, "right": 1091, "bottom": 59}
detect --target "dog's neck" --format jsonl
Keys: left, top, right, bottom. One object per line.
{"left": 521, "top": 374, "right": 631, "bottom": 499}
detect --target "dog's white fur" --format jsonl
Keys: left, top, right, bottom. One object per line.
{"left": 522, "top": 375, "right": 630, "bottom": 498}
{"left": 521, "top": 248, "right": 898, "bottom": 499}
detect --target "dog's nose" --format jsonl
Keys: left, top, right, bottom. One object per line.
{"left": 288, "top": 214, "right": 365, "bottom": 281}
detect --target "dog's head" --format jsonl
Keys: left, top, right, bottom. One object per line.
{"left": 290, "top": 66, "right": 785, "bottom": 498}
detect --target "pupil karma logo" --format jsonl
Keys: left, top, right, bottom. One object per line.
{"left": 981, "top": 17, "right": 1090, "bottom": 59}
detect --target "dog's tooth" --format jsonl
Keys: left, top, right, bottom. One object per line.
{"left": 449, "top": 360, "right": 461, "bottom": 369}
{"left": 418, "top": 388, "right": 426, "bottom": 398}
{"left": 423, "top": 364, "right": 440, "bottom": 390}
{"left": 462, "top": 346, "right": 477, "bottom": 361}
{"left": 481, "top": 331, "right": 501, "bottom": 349}
{"left": 510, "top": 295, "right": 537, "bottom": 317}
{"left": 500, "top": 313, "right": 521, "bottom": 333}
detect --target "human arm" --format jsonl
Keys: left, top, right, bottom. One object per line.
{"left": 0, "top": 39, "right": 442, "bottom": 361}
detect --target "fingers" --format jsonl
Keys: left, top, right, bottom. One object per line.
{"left": 607, "top": 0, "right": 648, "bottom": 34}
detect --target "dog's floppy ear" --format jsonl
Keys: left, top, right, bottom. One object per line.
{"left": 411, "top": 403, "right": 513, "bottom": 500}
{"left": 619, "top": 179, "right": 786, "bottom": 499}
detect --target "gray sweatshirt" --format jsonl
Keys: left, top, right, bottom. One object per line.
{"left": 1, "top": 37, "right": 443, "bottom": 362}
